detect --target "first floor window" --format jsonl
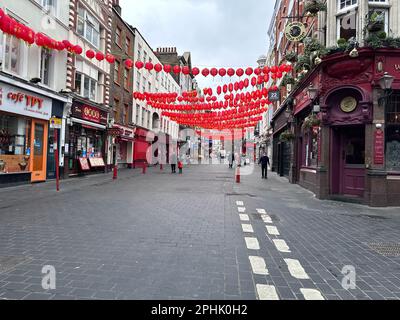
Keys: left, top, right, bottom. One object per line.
{"left": 339, "top": 0, "right": 357, "bottom": 10}
{"left": 337, "top": 13, "right": 357, "bottom": 40}
{"left": 40, "top": 48, "right": 52, "bottom": 86}
{"left": 4, "top": 34, "right": 21, "bottom": 74}
{"left": 75, "top": 72, "right": 97, "bottom": 101}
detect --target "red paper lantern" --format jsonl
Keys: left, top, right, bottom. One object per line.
{"left": 106, "top": 54, "right": 115, "bottom": 64}
{"left": 264, "top": 74, "right": 270, "bottom": 83}
{"left": 210, "top": 68, "right": 218, "bottom": 77}
{"left": 270, "top": 66, "right": 278, "bottom": 73}
{"left": 135, "top": 61, "right": 144, "bottom": 69}
{"left": 145, "top": 62, "right": 154, "bottom": 71}
{"left": 56, "top": 41, "right": 65, "bottom": 51}
{"left": 219, "top": 68, "right": 227, "bottom": 77}
{"left": 227, "top": 68, "right": 235, "bottom": 77}
{"left": 276, "top": 71, "right": 283, "bottom": 79}
{"left": 154, "top": 63, "right": 163, "bottom": 73}
{"left": 202, "top": 68, "right": 210, "bottom": 77}
{"left": 251, "top": 77, "right": 257, "bottom": 87}
{"left": 163, "top": 64, "right": 171, "bottom": 73}
{"left": 223, "top": 84, "right": 228, "bottom": 93}
{"left": 192, "top": 67, "right": 200, "bottom": 76}
{"left": 245, "top": 67, "right": 254, "bottom": 76}
{"left": 72, "top": 45, "right": 82, "bottom": 55}
{"left": 125, "top": 59, "right": 134, "bottom": 69}
{"left": 254, "top": 68, "right": 262, "bottom": 76}
{"left": 217, "top": 86, "right": 222, "bottom": 95}
{"left": 182, "top": 66, "right": 190, "bottom": 75}
{"left": 236, "top": 68, "right": 244, "bottom": 77}
{"left": 95, "top": 52, "right": 104, "bottom": 61}
{"left": 244, "top": 78, "right": 249, "bottom": 88}
{"left": 86, "top": 49, "right": 95, "bottom": 59}
{"left": 173, "top": 65, "right": 181, "bottom": 74}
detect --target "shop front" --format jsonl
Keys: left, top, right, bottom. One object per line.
{"left": 281, "top": 48, "right": 400, "bottom": 207}
{"left": 66, "top": 101, "right": 108, "bottom": 176}
{"left": 271, "top": 102, "right": 292, "bottom": 178}
{"left": 0, "top": 81, "right": 52, "bottom": 186}
{"left": 112, "top": 124, "right": 135, "bottom": 169}
{"left": 133, "top": 127, "right": 155, "bottom": 167}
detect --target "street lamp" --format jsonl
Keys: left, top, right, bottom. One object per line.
{"left": 378, "top": 72, "right": 394, "bottom": 107}
{"left": 307, "top": 84, "right": 320, "bottom": 113}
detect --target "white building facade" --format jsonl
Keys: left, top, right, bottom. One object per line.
{"left": 0, "top": 0, "right": 72, "bottom": 186}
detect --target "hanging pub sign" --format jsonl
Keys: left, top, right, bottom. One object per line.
{"left": 285, "top": 22, "right": 307, "bottom": 42}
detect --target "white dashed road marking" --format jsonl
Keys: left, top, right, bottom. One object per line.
{"left": 284, "top": 259, "right": 310, "bottom": 280}
{"left": 239, "top": 214, "right": 250, "bottom": 221}
{"left": 273, "top": 239, "right": 291, "bottom": 253}
{"left": 261, "top": 215, "right": 273, "bottom": 224}
{"left": 256, "top": 284, "right": 279, "bottom": 300}
{"left": 238, "top": 207, "right": 246, "bottom": 213}
{"left": 266, "top": 226, "right": 280, "bottom": 236}
{"left": 256, "top": 209, "right": 266, "bottom": 214}
{"left": 236, "top": 201, "right": 244, "bottom": 206}
{"left": 300, "top": 288, "right": 325, "bottom": 300}
{"left": 249, "top": 256, "right": 269, "bottom": 275}
{"left": 242, "top": 224, "right": 254, "bottom": 233}
{"left": 245, "top": 237, "right": 260, "bottom": 250}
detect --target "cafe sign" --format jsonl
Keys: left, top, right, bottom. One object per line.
{"left": 0, "top": 82, "right": 51, "bottom": 120}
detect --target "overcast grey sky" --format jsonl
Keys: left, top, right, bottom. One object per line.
{"left": 120, "top": 0, "right": 273, "bottom": 89}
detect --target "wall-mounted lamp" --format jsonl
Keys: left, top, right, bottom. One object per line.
{"left": 378, "top": 72, "right": 394, "bottom": 108}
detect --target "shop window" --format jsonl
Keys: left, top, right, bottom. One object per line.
{"left": 0, "top": 114, "right": 31, "bottom": 173}
{"left": 77, "top": 5, "right": 100, "bottom": 48}
{"left": 40, "top": 48, "right": 52, "bottom": 86}
{"left": 4, "top": 34, "right": 22, "bottom": 75}
{"left": 386, "top": 91, "right": 400, "bottom": 171}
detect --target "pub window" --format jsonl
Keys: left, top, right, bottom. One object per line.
{"left": 337, "top": 12, "right": 357, "bottom": 41}
{"left": 302, "top": 127, "right": 318, "bottom": 168}
{"left": 386, "top": 91, "right": 400, "bottom": 172}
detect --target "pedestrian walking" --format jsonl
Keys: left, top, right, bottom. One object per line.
{"left": 258, "top": 152, "right": 270, "bottom": 179}
{"left": 228, "top": 153, "right": 234, "bottom": 169}
{"left": 178, "top": 159, "right": 183, "bottom": 174}
{"left": 170, "top": 152, "right": 177, "bottom": 173}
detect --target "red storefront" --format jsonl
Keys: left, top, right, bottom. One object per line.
{"left": 283, "top": 48, "right": 400, "bottom": 207}
{"left": 112, "top": 124, "right": 135, "bottom": 168}
{"left": 133, "top": 127, "right": 155, "bottom": 168}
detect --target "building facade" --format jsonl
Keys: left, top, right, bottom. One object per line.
{"left": 0, "top": 0, "right": 72, "bottom": 187}
{"left": 132, "top": 30, "right": 180, "bottom": 167}
{"left": 270, "top": 0, "right": 400, "bottom": 206}
{"left": 64, "top": 0, "right": 113, "bottom": 177}
{"left": 109, "top": 0, "right": 135, "bottom": 169}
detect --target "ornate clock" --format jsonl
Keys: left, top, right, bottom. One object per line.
{"left": 340, "top": 96, "right": 358, "bottom": 113}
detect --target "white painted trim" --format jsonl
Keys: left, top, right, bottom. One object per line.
{"left": 70, "top": 117, "right": 106, "bottom": 130}
{"left": 0, "top": 75, "right": 71, "bottom": 103}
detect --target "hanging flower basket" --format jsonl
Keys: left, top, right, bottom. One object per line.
{"left": 284, "top": 51, "right": 297, "bottom": 63}
{"left": 304, "top": 0, "right": 327, "bottom": 16}
{"left": 302, "top": 114, "right": 321, "bottom": 131}
{"left": 367, "top": 12, "right": 385, "bottom": 32}
{"left": 280, "top": 130, "right": 295, "bottom": 142}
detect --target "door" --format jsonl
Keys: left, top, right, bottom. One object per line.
{"left": 30, "top": 119, "right": 48, "bottom": 182}
{"left": 339, "top": 126, "right": 365, "bottom": 197}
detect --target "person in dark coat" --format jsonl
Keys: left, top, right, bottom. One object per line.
{"left": 258, "top": 152, "right": 270, "bottom": 179}
{"left": 170, "top": 152, "right": 177, "bottom": 173}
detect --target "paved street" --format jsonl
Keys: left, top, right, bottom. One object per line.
{"left": 0, "top": 164, "right": 400, "bottom": 300}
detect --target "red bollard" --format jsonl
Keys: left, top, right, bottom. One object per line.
{"left": 142, "top": 163, "right": 147, "bottom": 174}
{"left": 113, "top": 165, "right": 118, "bottom": 180}
{"left": 236, "top": 167, "right": 240, "bottom": 183}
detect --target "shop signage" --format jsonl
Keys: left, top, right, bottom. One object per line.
{"left": 88, "top": 158, "right": 105, "bottom": 167}
{"left": 72, "top": 102, "right": 108, "bottom": 125}
{"left": 50, "top": 117, "right": 62, "bottom": 129}
{"left": 374, "top": 129, "right": 385, "bottom": 165}
{"left": 285, "top": 22, "right": 307, "bottom": 42}
{"left": 0, "top": 83, "right": 51, "bottom": 120}
{"left": 78, "top": 158, "right": 90, "bottom": 171}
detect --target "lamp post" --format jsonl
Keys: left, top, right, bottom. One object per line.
{"left": 378, "top": 72, "right": 394, "bottom": 107}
